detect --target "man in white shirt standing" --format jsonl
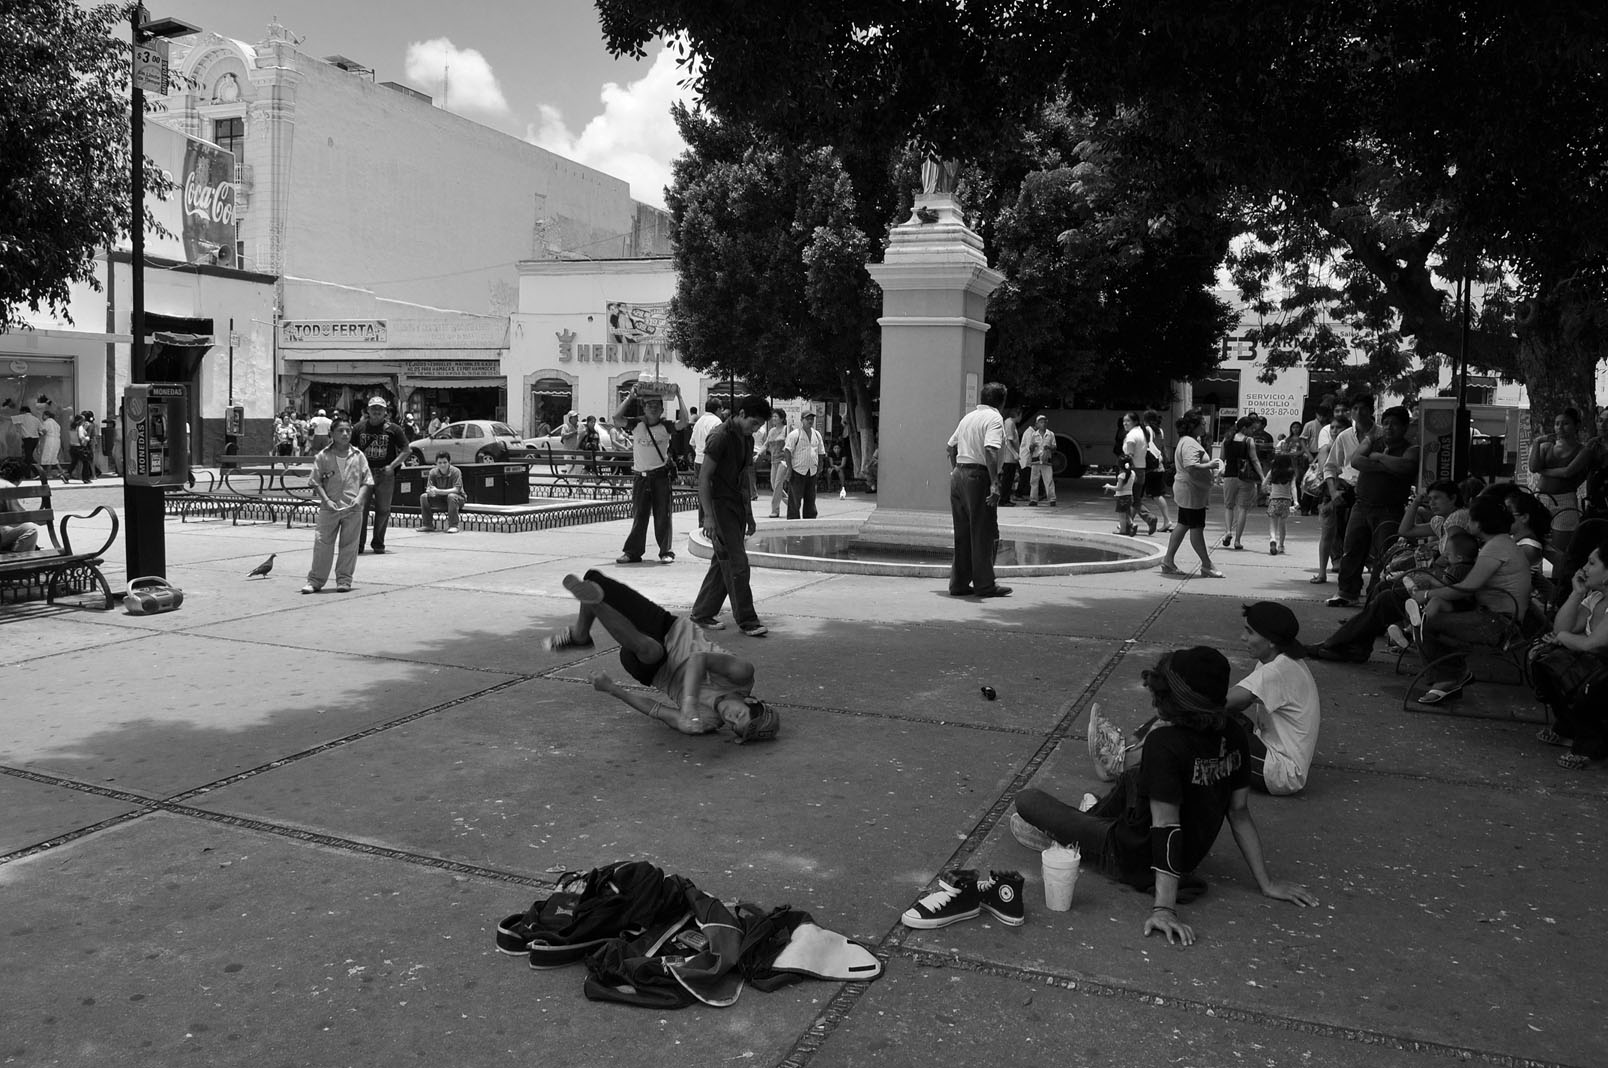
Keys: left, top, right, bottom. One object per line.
{"left": 998, "top": 405, "right": 1022, "bottom": 506}
{"left": 946, "top": 382, "right": 1011, "bottom": 598}
{"left": 1227, "top": 602, "right": 1321, "bottom": 795}
{"left": 783, "top": 411, "right": 825, "bottom": 520}
{"left": 308, "top": 408, "right": 333, "bottom": 453}
{"left": 690, "top": 400, "right": 727, "bottom": 525}
{"left": 757, "top": 411, "right": 789, "bottom": 518}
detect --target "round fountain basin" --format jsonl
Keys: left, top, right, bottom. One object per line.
{"left": 688, "top": 518, "right": 1162, "bottom": 577}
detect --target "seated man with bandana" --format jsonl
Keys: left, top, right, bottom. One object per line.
{"left": 545, "top": 571, "right": 779, "bottom": 743}
{"left": 1012, "top": 645, "right": 1316, "bottom": 946}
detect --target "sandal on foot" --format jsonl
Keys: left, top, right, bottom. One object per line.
{"left": 1536, "top": 727, "right": 1573, "bottom": 748}
{"left": 1557, "top": 752, "right": 1591, "bottom": 770}
{"left": 1200, "top": 567, "right": 1226, "bottom": 578}
{"left": 1309, "top": 575, "right": 1329, "bottom": 584}
{"left": 1158, "top": 562, "right": 1186, "bottom": 576}
{"left": 1417, "top": 672, "right": 1473, "bottom": 705}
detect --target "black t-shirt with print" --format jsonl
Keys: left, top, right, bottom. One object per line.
{"left": 1110, "top": 719, "right": 1251, "bottom": 880}
{"left": 351, "top": 420, "right": 409, "bottom": 470}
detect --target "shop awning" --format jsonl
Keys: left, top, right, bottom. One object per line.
{"left": 142, "top": 312, "right": 214, "bottom": 382}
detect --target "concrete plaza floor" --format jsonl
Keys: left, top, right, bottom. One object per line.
{"left": 2, "top": 486, "right": 1603, "bottom": 1067}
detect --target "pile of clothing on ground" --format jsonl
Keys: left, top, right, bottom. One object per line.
{"left": 494, "top": 860, "right": 882, "bottom": 1008}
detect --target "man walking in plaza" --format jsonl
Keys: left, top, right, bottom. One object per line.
{"left": 1327, "top": 398, "right": 1416, "bottom": 607}
{"left": 308, "top": 409, "right": 333, "bottom": 454}
{"left": 758, "top": 411, "right": 790, "bottom": 518}
{"left": 352, "top": 397, "right": 410, "bottom": 554}
{"left": 301, "top": 417, "right": 373, "bottom": 594}
{"left": 691, "top": 395, "right": 773, "bottom": 637}
{"left": 690, "top": 398, "right": 728, "bottom": 525}
{"left": 783, "top": 410, "right": 825, "bottom": 520}
{"left": 7, "top": 405, "right": 43, "bottom": 480}
{"left": 615, "top": 380, "right": 688, "bottom": 564}
{"left": 947, "top": 381, "right": 1011, "bottom": 598}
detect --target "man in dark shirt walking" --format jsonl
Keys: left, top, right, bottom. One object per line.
{"left": 351, "top": 397, "right": 411, "bottom": 554}
{"left": 691, "top": 395, "right": 773, "bottom": 637}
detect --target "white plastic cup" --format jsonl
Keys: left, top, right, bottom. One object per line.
{"left": 1041, "top": 844, "right": 1082, "bottom": 912}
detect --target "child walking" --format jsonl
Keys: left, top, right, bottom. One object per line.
{"left": 1264, "top": 453, "right": 1295, "bottom": 555}
{"left": 1112, "top": 460, "right": 1138, "bottom": 535}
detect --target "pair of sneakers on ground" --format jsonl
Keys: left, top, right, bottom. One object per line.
{"left": 419, "top": 525, "right": 460, "bottom": 534}
{"left": 900, "top": 869, "right": 1025, "bottom": 929}
{"left": 616, "top": 551, "right": 675, "bottom": 565}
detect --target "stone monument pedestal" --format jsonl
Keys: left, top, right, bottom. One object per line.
{"left": 863, "top": 191, "right": 1004, "bottom": 537}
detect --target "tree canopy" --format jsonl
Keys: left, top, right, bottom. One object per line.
{"left": 0, "top": 1, "right": 170, "bottom": 334}
{"left": 602, "top": 1, "right": 1608, "bottom": 417}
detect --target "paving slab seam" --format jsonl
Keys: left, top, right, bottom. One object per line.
{"left": 160, "top": 802, "right": 555, "bottom": 890}
{"left": 164, "top": 674, "right": 533, "bottom": 805}
{"left": 776, "top": 583, "right": 1188, "bottom": 1068}
{"left": 892, "top": 947, "right": 1575, "bottom": 1068}
{"left": 0, "top": 759, "right": 560, "bottom": 891}
{"left": 0, "top": 631, "right": 156, "bottom": 667}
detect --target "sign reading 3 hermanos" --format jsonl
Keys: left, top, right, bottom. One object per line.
{"left": 281, "top": 320, "right": 388, "bottom": 345}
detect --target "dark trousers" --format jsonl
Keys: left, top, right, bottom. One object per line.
{"left": 583, "top": 568, "right": 677, "bottom": 687}
{"left": 70, "top": 444, "right": 94, "bottom": 482}
{"left": 949, "top": 465, "right": 998, "bottom": 594}
{"left": 1326, "top": 586, "right": 1411, "bottom": 653}
{"left": 1337, "top": 503, "right": 1396, "bottom": 600}
{"left": 20, "top": 437, "right": 38, "bottom": 478}
{"left": 691, "top": 504, "right": 759, "bottom": 626}
{"left": 1130, "top": 486, "right": 1155, "bottom": 525}
{"left": 622, "top": 468, "right": 674, "bottom": 557}
{"left": 359, "top": 470, "right": 396, "bottom": 550}
{"left": 999, "top": 462, "right": 1020, "bottom": 503}
{"left": 786, "top": 468, "right": 817, "bottom": 519}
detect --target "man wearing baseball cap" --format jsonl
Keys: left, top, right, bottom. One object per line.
{"left": 546, "top": 571, "right": 779, "bottom": 743}
{"left": 1012, "top": 645, "right": 1316, "bottom": 947}
{"left": 351, "top": 397, "right": 410, "bottom": 554}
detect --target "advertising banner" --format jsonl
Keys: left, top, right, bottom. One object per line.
{"left": 137, "top": 121, "right": 238, "bottom": 267}
{"left": 606, "top": 301, "right": 670, "bottom": 345}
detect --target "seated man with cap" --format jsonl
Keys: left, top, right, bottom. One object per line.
{"left": 1013, "top": 645, "right": 1316, "bottom": 947}
{"left": 545, "top": 571, "right": 780, "bottom": 743}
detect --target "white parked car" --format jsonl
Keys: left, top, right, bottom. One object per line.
{"left": 524, "top": 420, "right": 632, "bottom": 454}
{"left": 406, "top": 420, "right": 539, "bottom": 465}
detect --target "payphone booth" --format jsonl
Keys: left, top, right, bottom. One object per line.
{"left": 122, "top": 383, "right": 192, "bottom": 487}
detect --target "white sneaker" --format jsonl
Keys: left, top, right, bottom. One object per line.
{"left": 1087, "top": 702, "right": 1126, "bottom": 782}
{"left": 1078, "top": 792, "right": 1099, "bottom": 813}
{"left": 447, "top": 526, "right": 459, "bottom": 534}
{"left": 1386, "top": 624, "right": 1412, "bottom": 653}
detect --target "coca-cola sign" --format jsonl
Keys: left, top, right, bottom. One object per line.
{"left": 181, "top": 137, "right": 238, "bottom": 267}
{"left": 130, "top": 121, "right": 239, "bottom": 268}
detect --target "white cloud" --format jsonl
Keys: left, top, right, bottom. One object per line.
{"left": 526, "top": 45, "right": 691, "bottom": 209}
{"left": 404, "top": 38, "right": 511, "bottom": 119}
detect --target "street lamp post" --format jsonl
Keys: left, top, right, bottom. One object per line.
{"left": 125, "top": 9, "right": 199, "bottom": 582}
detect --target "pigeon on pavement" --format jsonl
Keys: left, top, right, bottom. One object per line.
{"left": 247, "top": 553, "right": 276, "bottom": 578}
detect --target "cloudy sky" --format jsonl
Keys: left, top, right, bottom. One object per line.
{"left": 150, "top": 0, "right": 692, "bottom": 207}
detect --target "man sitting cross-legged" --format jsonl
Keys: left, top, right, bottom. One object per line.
{"left": 1013, "top": 646, "right": 1316, "bottom": 947}
{"left": 546, "top": 570, "right": 780, "bottom": 742}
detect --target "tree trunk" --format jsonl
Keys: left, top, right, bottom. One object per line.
{"left": 1515, "top": 291, "right": 1603, "bottom": 442}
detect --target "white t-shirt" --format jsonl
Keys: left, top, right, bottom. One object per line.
{"left": 1122, "top": 426, "right": 1150, "bottom": 471}
{"left": 309, "top": 415, "right": 333, "bottom": 437}
{"left": 691, "top": 412, "right": 723, "bottom": 464}
{"left": 947, "top": 405, "right": 1004, "bottom": 465}
{"left": 1237, "top": 654, "right": 1321, "bottom": 795}
{"left": 630, "top": 418, "right": 674, "bottom": 473}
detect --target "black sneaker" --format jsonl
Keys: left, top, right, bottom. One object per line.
{"left": 545, "top": 629, "right": 595, "bottom": 652}
{"left": 977, "top": 870, "right": 1025, "bottom": 926}
{"left": 901, "top": 871, "right": 981, "bottom": 929}
{"left": 690, "top": 616, "right": 725, "bottom": 630}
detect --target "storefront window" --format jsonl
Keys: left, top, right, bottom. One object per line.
{"left": 2, "top": 358, "right": 77, "bottom": 467}
{"left": 530, "top": 378, "right": 573, "bottom": 434}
